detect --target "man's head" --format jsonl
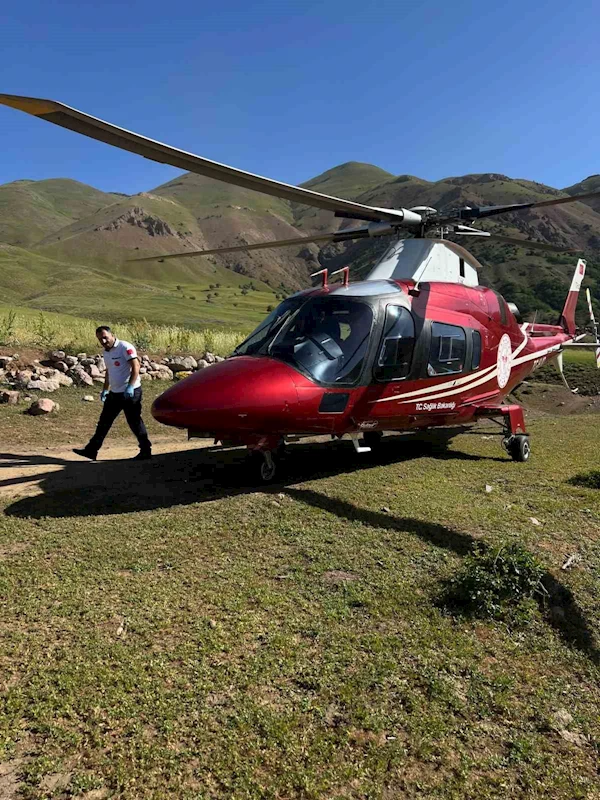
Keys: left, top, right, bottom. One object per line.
{"left": 96, "top": 325, "right": 116, "bottom": 351}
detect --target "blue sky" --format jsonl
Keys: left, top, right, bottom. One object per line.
{"left": 1, "top": 0, "right": 599, "bottom": 195}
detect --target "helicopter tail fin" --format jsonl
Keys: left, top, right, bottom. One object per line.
{"left": 559, "top": 258, "right": 586, "bottom": 336}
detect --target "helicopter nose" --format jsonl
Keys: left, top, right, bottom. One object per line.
{"left": 151, "top": 356, "right": 300, "bottom": 431}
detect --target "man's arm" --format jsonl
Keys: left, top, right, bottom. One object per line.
{"left": 128, "top": 357, "right": 140, "bottom": 386}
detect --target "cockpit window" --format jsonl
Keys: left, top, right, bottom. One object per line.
{"left": 269, "top": 296, "right": 373, "bottom": 384}
{"left": 233, "top": 297, "right": 304, "bottom": 356}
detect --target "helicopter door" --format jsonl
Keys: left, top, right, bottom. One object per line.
{"left": 373, "top": 306, "right": 416, "bottom": 382}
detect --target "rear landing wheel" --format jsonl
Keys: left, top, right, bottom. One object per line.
{"left": 506, "top": 434, "right": 530, "bottom": 462}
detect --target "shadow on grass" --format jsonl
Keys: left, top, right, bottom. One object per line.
{"left": 567, "top": 471, "right": 600, "bottom": 489}
{"left": 1, "top": 428, "right": 502, "bottom": 520}
{"left": 287, "top": 488, "right": 600, "bottom": 667}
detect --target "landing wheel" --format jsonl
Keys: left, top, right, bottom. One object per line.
{"left": 505, "top": 434, "right": 530, "bottom": 462}
{"left": 249, "top": 450, "right": 280, "bottom": 483}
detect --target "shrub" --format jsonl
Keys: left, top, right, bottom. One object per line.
{"left": 0, "top": 309, "right": 18, "bottom": 346}
{"left": 33, "top": 313, "right": 59, "bottom": 349}
{"left": 127, "top": 318, "right": 153, "bottom": 352}
{"left": 440, "top": 542, "right": 547, "bottom": 623}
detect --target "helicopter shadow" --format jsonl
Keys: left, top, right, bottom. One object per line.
{"left": 287, "top": 487, "right": 600, "bottom": 667}
{"left": 2, "top": 427, "right": 504, "bottom": 520}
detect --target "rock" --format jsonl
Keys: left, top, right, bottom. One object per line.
{"left": 139, "top": 372, "right": 152, "bottom": 382}
{"left": 69, "top": 367, "right": 94, "bottom": 387}
{"left": 27, "top": 398, "right": 59, "bottom": 415}
{"left": 85, "top": 364, "right": 101, "bottom": 378}
{"left": 173, "top": 371, "right": 192, "bottom": 381}
{"left": 93, "top": 377, "right": 105, "bottom": 384}
{"left": 55, "top": 361, "right": 68, "bottom": 373}
{"left": 37, "top": 367, "right": 60, "bottom": 378}
{"left": 0, "top": 390, "right": 20, "bottom": 405}
{"left": 65, "top": 355, "right": 78, "bottom": 367}
{"left": 196, "top": 359, "right": 209, "bottom": 370}
{"left": 139, "top": 366, "right": 147, "bottom": 374}
{"left": 50, "top": 350, "right": 66, "bottom": 362}
{"left": 529, "top": 517, "right": 541, "bottom": 526}
{"left": 56, "top": 374, "right": 73, "bottom": 387}
{"left": 15, "top": 370, "right": 33, "bottom": 387}
{"left": 76, "top": 353, "right": 87, "bottom": 360}
{"left": 0, "top": 356, "right": 13, "bottom": 368}
{"left": 27, "top": 379, "right": 60, "bottom": 392}
{"left": 80, "top": 357, "right": 95, "bottom": 367}
{"left": 215, "top": 355, "right": 225, "bottom": 362}
{"left": 170, "top": 356, "right": 198, "bottom": 372}
{"left": 82, "top": 395, "right": 95, "bottom": 402}
{"left": 485, "top": 484, "right": 493, "bottom": 493}
{"left": 204, "top": 352, "right": 216, "bottom": 364}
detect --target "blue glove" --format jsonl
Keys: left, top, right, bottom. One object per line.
{"left": 100, "top": 389, "right": 109, "bottom": 402}
{"left": 124, "top": 385, "right": 135, "bottom": 399}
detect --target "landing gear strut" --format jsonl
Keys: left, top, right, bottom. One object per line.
{"left": 248, "top": 440, "right": 285, "bottom": 483}
{"left": 474, "top": 404, "right": 531, "bottom": 463}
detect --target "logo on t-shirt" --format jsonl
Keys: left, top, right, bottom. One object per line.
{"left": 127, "top": 348, "right": 134, "bottom": 355}
{"left": 114, "top": 361, "right": 121, "bottom": 367}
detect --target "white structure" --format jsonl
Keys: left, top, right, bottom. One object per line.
{"left": 366, "top": 239, "right": 481, "bottom": 287}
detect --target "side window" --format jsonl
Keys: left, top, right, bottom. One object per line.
{"left": 472, "top": 330, "right": 481, "bottom": 370}
{"left": 428, "top": 323, "right": 466, "bottom": 376}
{"left": 374, "top": 305, "right": 415, "bottom": 381}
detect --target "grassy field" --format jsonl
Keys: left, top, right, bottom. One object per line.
{"left": 1, "top": 395, "right": 600, "bottom": 797}
{"left": 0, "top": 306, "right": 248, "bottom": 357}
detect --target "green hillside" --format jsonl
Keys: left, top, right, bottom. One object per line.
{"left": 0, "top": 178, "right": 119, "bottom": 247}
{"left": 0, "top": 244, "right": 280, "bottom": 330}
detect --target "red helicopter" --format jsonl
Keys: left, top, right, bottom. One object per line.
{"left": 3, "top": 94, "right": 600, "bottom": 482}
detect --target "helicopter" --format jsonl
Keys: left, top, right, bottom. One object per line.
{"left": 3, "top": 93, "right": 600, "bottom": 482}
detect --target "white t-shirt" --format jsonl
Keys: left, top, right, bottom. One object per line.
{"left": 104, "top": 339, "right": 141, "bottom": 393}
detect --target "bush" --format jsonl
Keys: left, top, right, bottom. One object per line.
{"left": 127, "top": 318, "right": 153, "bottom": 352}
{"left": 0, "top": 309, "right": 18, "bottom": 346}
{"left": 33, "top": 313, "right": 59, "bottom": 349}
{"left": 440, "top": 542, "right": 547, "bottom": 623}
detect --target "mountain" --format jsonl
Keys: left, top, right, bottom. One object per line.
{"left": 0, "top": 179, "right": 120, "bottom": 247}
{"left": 2, "top": 166, "right": 600, "bottom": 329}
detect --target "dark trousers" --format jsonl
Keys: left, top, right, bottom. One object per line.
{"left": 87, "top": 388, "right": 151, "bottom": 455}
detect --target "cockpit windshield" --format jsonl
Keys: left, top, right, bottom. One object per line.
{"left": 236, "top": 295, "right": 373, "bottom": 384}
{"left": 233, "top": 296, "right": 304, "bottom": 357}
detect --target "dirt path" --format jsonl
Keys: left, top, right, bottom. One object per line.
{"left": 0, "top": 436, "right": 213, "bottom": 501}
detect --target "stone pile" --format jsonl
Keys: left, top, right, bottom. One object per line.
{"left": 0, "top": 350, "right": 228, "bottom": 395}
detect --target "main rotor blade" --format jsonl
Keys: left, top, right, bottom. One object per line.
{"left": 453, "top": 229, "right": 581, "bottom": 252}
{"left": 442, "top": 190, "right": 600, "bottom": 223}
{"left": 127, "top": 225, "right": 388, "bottom": 263}
{"left": 0, "top": 93, "right": 418, "bottom": 226}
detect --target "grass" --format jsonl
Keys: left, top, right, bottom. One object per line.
{"left": 0, "top": 306, "right": 249, "bottom": 356}
{"left": 0, "top": 383, "right": 180, "bottom": 449}
{"left": 1, "top": 407, "right": 600, "bottom": 797}
{"left": 0, "top": 243, "right": 282, "bottom": 331}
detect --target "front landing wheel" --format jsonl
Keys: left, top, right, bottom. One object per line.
{"left": 249, "top": 450, "right": 279, "bottom": 483}
{"left": 506, "top": 434, "right": 530, "bottom": 462}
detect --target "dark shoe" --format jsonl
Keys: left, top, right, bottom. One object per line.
{"left": 131, "top": 451, "right": 152, "bottom": 461}
{"left": 73, "top": 447, "right": 97, "bottom": 461}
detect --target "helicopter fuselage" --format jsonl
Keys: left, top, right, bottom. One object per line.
{"left": 151, "top": 276, "right": 571, "bottom": 454}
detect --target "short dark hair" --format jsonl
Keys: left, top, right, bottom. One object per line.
{"left": 96, "top": 325, "right": 112, "bottom": 335}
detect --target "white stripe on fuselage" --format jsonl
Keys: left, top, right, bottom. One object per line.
{"left": 369, "top": 328, "right": 566, "bottom": 407}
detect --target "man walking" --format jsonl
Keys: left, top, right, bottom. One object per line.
{"left": 73, "top": 326, "right": 152, "bottom": 461}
